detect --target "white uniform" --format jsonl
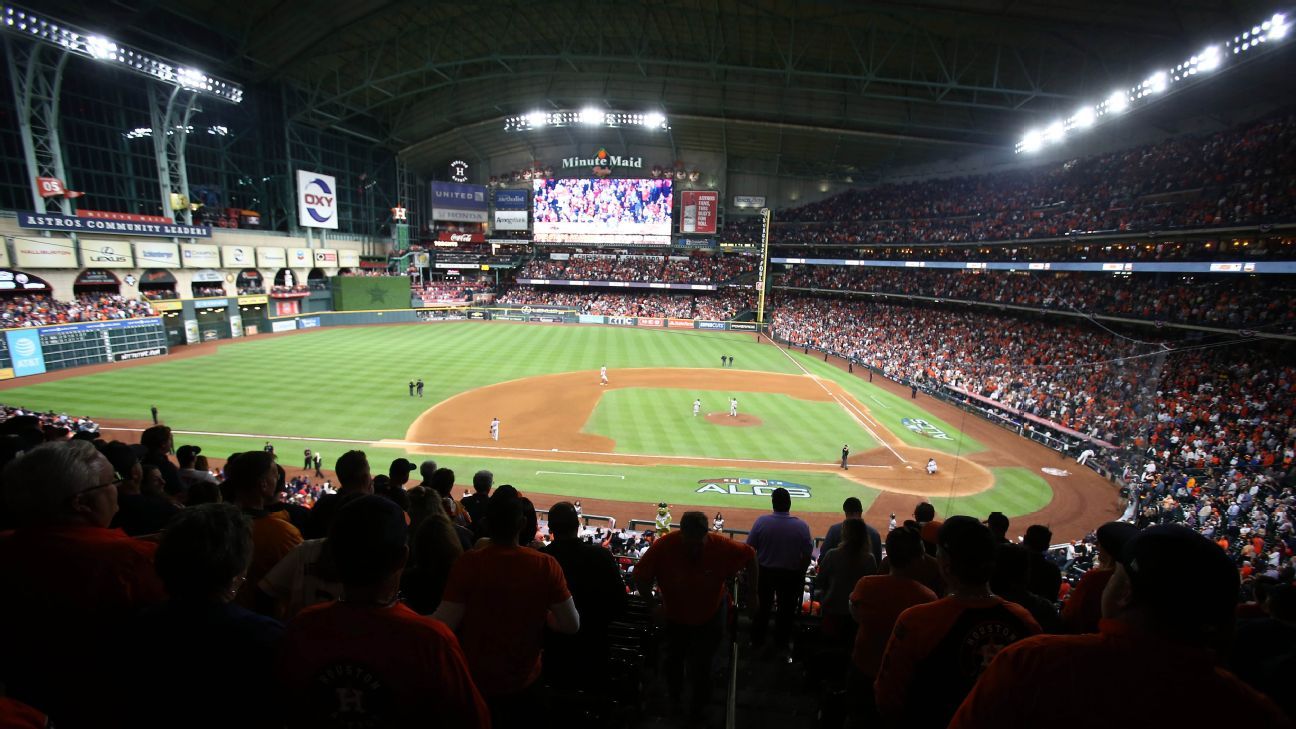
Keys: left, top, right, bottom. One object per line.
{"left": 729, "top": 398, "right": 738, "bottom": 417}
{"left": 600, "top": 366, "right": 608, "bottom": 385}
{"left": 1077, "top": 448, "right": 1095, "bottom": 465}
{"left": 693, "top": 399, "right": 701, "bottom": 416}
{"left": 490, "top": 418, "right": 500, "bottom": 441}
{"left": 926, "top": 458, "right": 937, "bottom": 475}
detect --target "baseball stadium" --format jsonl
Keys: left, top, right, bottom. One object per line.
{"left": 0, "top": 2, "right": 1293, "bottom": 729}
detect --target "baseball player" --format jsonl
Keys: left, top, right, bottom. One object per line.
{"left": 408, "top": 380, "right": 415, "bottom": 397}
{"left": 926, "top": 458, "right": 938, "bottom": 475}
{"left": 600, "top": 365, "right": 608, "bottom": 386}
{"left": 303, "top": 448, "right": 313, "bottom": 472}
{"left": 1077, "top": 448, "right": 1095, "bottom": 465}
{"left": 729, "top": 397, "right": 738, "bottom": 417}
{"left": 416, "top": 378, "right": 425, "bottom": 397}
{"left": 490, "top": 417, "right": 500, "bottom": 441}
{"left": 841, "top": 444, "right": 850, "bottom": 470}
{"left": 313, "top": 451, "right": 323, "bottom": 478}
{"left": 693, "top": 398, "right": 701, "bottom": 417}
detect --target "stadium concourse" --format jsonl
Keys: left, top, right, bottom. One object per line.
{"left": 3, "top": 0, "right": 1296, "bottom": 727}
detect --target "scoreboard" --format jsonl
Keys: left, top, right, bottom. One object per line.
{"left": 0, "top": 318, "right": 168, "bottom": 378}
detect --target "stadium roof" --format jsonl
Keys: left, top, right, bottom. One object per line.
{"left": 30, "top": 0, "right": 1296, "bottom": 180}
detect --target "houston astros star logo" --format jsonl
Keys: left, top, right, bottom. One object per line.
{"left": 367, "top": 284, "right": 387, "bottom": 304}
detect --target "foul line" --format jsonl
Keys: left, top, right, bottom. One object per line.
{"left": 868, "top": 395, "right": 892, "bottom": 410}
{"left": 97, "top": 426, "right": 893, "bottom": 469}
{"left": 769, "top": 344, "right": 909, "bottom": 464}
{"left": 536, "top": 470, "right": 626, "bottom": 480}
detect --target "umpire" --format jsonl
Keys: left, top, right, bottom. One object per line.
{"left": 841, "top": 444, "right": 850, "bottom": 470}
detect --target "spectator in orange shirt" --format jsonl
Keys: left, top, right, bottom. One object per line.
{"left": 1061, "top": 521, "right": 1139, "bottom": 634}
{"left": 949, "top": 525, "right": 1292, "bottom": 729}
{"left": 874, "top": 516, "right": 1041, "bottom": 729}
{"left": 0, "top": 440, "right": 166, "bottom": 726}
{"left": 848, "top": 525, "right": 938, "bottom": 724}
{"left": 278, "top": 496, "right": 489, "bottom": 729}
{"left": 434, "top": 488, "right": 578, "bottom": 727}
{"left": 225, "top": 450, "right": 302, "bottom": 609}
{"left": 635, "top": 511, "right": 757, "bottom": 722}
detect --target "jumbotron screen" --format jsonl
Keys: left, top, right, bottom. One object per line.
{"left": 532, "top": 178, "right": 673, "bottom": 243}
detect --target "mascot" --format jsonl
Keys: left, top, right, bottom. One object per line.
{"left": 653, "top": 502, "right": 672, "bottom": 534}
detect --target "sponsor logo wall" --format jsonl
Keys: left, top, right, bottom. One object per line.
{"left": 220, "top": 245, "right": 254, "bottom": 268}
{"left": 338, "top": 249, "right": 361, "bottom": 267}
{"left": 313, "top": 249, "right": 339, "bottom": 266}
{"left": 289, "top": 248, "right": 313, "bottom": 267}
{"left": 431, "top": 181, "right": 488, "bottom": 223}
{"left": 696, "top": 321, "right": 727, "bottom": 330}
{"left": 77, "top": 240, "right": 133, "bottom": 268}
{"left": 18, "top": 211, "right": 210, "bottom": 237}
{"left": 181, "top": 244, "right": 221, "bottom": 268}
{"left": 493, "top": 189, "right": 528, "bottom": 209}
{"left": 14, "top": 241, "right": 76, "bottom": 268}
{"left": 297, "top": 170, "right": 339, "bottom": 229}
{"left": 732, "top": 195, "right": 766, "bottom": 209}
{"left": 680, "top": 191, "right": 719, "bottom": 234}
{"left": 257, "top": 247, "right": 287, "bottom": 268}
{"left": 135, "top": 241, "right": 180, "bottom": 268}
{"left": 6, "top": 329, "right": 46, "bottom": 377}
{"left": 493, "top": 210, "right": 529, "bottom": 230}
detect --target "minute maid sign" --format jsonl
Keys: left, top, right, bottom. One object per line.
{"left": 562, "top": 147, "right": 643, "bottom": 172}
{"left": 696, "top": 478, "right": 810, "bottom": 498}
{"left": 901, "top": 418, "right": 953, "bottom": 440}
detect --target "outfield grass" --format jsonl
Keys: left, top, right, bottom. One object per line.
{"left": 0, "top": 322, "right": 1057, "bottom": 520}
{"left": 584, "top": 388, "right": 878, "bottom": 462}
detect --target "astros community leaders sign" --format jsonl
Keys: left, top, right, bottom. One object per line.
{"left": 18, "top": 212, "right": 211, "bottom": 238}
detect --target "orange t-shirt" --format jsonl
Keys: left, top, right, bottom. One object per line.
{"left": 278, "top": 601, "right": 489, "bottom": 729}
{"left": 441, "top": 543, "right": 571, "bottom": 696}
{"left": 875, "top": 596, "right": 1041, "bottom": 726}
{"left": 238, "top": 510, "right": 303, "bottom": 609}
{"left": 634, "top": 531, "right": 755, "bottom": 626}
{"left": 949, "top": 620, "right": 1292, "bottom": 729}
{"left": 850, "top": 574, "right": 938, "bottom": 677}
{"left": 1060, "top": 567, "right": 1113, "bottom": 634}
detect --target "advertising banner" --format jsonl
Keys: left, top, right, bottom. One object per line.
{"left": 605, "top": 316, "right": 637, "bottom": 326}
{"left": 135, "top": 241, "right": 180, "bottom": 268}
{"left": 578, "top": 315, "right": 605, "bottom": 324}
{"left": 638, "top": 317, "right": 665, "bottom": 327}
{"left": 220, "top": 245, "right": 255, "bottom": 268}
{"left": 732, "top": 195, "right": 766, "bottom": 209}
{"left": 680, "top": 191, "right": 719, "bottom": 234}
{"left": 18, "top": 211, "right": 210, "bottom": 237}
{"left": 13, "top": 239, "right": 76, "bottom": 268}
{"left": 5, "top": 329, "right": 46, "bottom": 377}
{"left": 228, "top": 313, "right": 243, "bottom": 338}
{"left": 667, "top": 319, "right": 694, "bottom": 329}
{"left": 74, "top": 240, "right": 132, "bottom": 268}
{"left": 297, "top": 170, "right": 339, "bottom": 229}
{"left": 237, "top": 295, "right": 268, "bottom": 305}
{"left": 431, "top": 182, "right": 488, "bottom": 210}
{"left": 493, "top": 210, "right": 529, "bottom": 230}
{"left": 338, "top": 249, "right": 361, "bottom": 267}
{"left": 288, "top": 248, "right": 313, "bottom": 267}
{"left": 493, "top": 189, "right": 529, "bottom": 210}
{"left": 313, "top": 249, "right": 339, "bottom": 266}
{"left": 298, "top": 317, "right": 321, "bottom": 329}
{"left": 696, "top": 320, "right": 727, "bottom": 330}
{"left": 431, "top": 208, "right": 488, "bottom": 223}
{"left": 183, "top": 319, "right": 200, "bottom": 345}
{"left": 728, "top": 322, "right": 758, "bottom": 331}
{"left": 437, "top": 232, "right": 485, "bottom": 243}
{"left": 0, "top": 244, "right": 9, "bottom": 268}
{"left": 77, "top": 210, "right": 172, "bottom": 224}
{"left": 271, "top": 320, "right": 297, "bottom": 333}
{"left": 256, "top": 247, "right": 287, "bottom": 268}
{"left": 191, "top": 270, "right": 224, "bottom": 283}
{"left": 0, "top": 269, "right": 49, "bottom": 291}
{"left": 180, "top": 243, "right": 220, "bottom": 268}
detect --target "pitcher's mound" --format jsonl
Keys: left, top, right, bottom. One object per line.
{"left": 706, "top": 413, "right": 762, "bottom": 427}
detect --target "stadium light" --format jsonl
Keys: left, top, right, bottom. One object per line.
{"left": 1042, "top": 121, "right": 1065, "bottom": 143}
{"left": 504, "top": 108, "right": 671, "bottom": 132}
{"left": 1014, "top": 9, "right": 1289, "bottom": 153}
{"left": 1, "top": 3, "right": 243, "bottom": 103}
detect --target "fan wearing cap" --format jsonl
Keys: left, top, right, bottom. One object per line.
{"left": 949, "top": 525, "right": 1292, "bottom": 729}
{"left": 874, "top": 516, "right": 1040, "bottom": 729}
{"left": 177, "top": 444, "right": 219, "bottom": 489}
{"left": 1060, "top": 521, "right": 1139, "bottom": 634}
{"left": 278, "top": 496, "right": 489, "bottom": 729}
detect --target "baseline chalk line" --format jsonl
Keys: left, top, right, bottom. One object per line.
{"left": 536, "top": 470, "right": 626, "bottom": 480}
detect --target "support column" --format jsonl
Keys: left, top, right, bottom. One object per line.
{"left": 4, "top": 37, "right": 71, "bottom": 214}
{"left": 148, "top": 84, "right": 199, "bottom": 223}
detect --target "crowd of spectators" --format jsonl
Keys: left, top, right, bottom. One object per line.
{"left": 776, "top": 267, "right": 1296, "bottom": 332}
{"left": 692, "top": 288, "right": 755, "bottom": 321}
{"left": 140, "top": 289, "right": 179, "bottom": 300}
{"left": 724, "top": 111, "right": 1296, "bottom": 246}
{"left": 414, "top": 281, "right": 488, "bottom": 304}
{"left": 0, "top": 293, "right": 155, "bottom": 328}
{"left": 772, "top": 235, "right": 1294, "bottom": 263}
{"left": 191, "top": 285, "right": 226, "bottom": 298}
{"left": 236, "top": 285, "right": 266, "bottom": 295}
{"left": 519, "top": 253, "right": 759, "bottom": 284}
{"left": 499, "top": 286, "right": 699, "bottom": 318}
{"left": 270, "top": 284, "right": 310, "bottom": 296}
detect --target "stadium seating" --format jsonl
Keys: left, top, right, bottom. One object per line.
{"left": 0, "top": 294, "right": 156, "bottom": 328}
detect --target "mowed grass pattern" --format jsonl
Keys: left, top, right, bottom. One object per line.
{"left": 585, "top": 388, "right": 878, "bottom": 463}
{"left": 0, "top": 323, "right": 795, "bottom": 441}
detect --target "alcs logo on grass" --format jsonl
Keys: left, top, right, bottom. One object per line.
{"left": 901, "top": 418, "right": 953, "bottom": 440}
{"left": 696, "top": 478, "right": 810, "bottom": 498}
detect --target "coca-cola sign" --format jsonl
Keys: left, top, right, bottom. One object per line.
{"left": 437, "top": 231, "right": 485, "bottom": 243}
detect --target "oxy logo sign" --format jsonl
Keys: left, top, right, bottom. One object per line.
{"left": 696, "top": 478, "right": 811, "bottom": 499}
{"left": 901, "top": 418, "right": 953, "bottom": 440}
{"left": 297, "top": 170, "right": 339, "bottom": 229}
{"left": 6, "top": 329, "right": 46, "bottom": 377}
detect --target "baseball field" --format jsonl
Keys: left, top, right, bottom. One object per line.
{"left": 0, "top": 321, "right": 1122, "bottom": 537}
